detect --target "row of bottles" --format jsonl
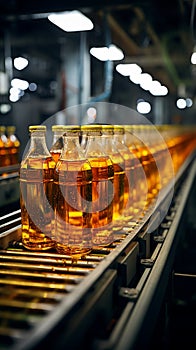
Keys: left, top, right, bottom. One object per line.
{"left": 20, "top": 123, "right": 196, "bottom": 258}
{"left": 0, "top": 125, "right": 20, "bottom": 167}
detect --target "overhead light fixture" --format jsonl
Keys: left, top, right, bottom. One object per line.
{"left": 0, "top": 103, "right": 11, "bottom": 114}
{"left": 149, "top": 81, "right": 168, "bottom": 96}
{"left": 176, "top": 98, "right": 187, "bottom": 109}
{"left": 0, "top": 72, "right": 9, "bottom": 94}
{"left": 191, "top": 46, "right": 196, "bottom": 64}
{"left": 137, "top": 100, "right": 151, "bottom": 114}
{"left": 11, "top": 78, "right": 29, "bottom": 91}
{"left": 48, "top": 10, "right": 94, "bottom": 32}
{"left": 14, "top": 57, "right": 28, "bottom": 71}
{"left": 90, "top": 45, "right": 124, "bottom": 61}
{"left": 116, "top": 63, "right": 142, "bottom": 76}
{"left": 139, "top": 73, "right": 153, "bottom": 90}
{"left": 186, "top": 98, "right": 193, "bottom": 107}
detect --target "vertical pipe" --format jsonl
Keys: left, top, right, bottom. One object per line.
{"left": 78, "top": 31, "right": 86, "bottom": 106}
{"left": 4, "top": 30, "right": 13, "bottom": 84}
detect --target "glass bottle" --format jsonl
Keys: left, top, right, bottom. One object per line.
{"left": 50, "top": 125, "right": 67, "bottom": 163}
{"left": 6, "top": 126, "right": 20, "bottom": 165}
{"left": 54, "top": 125, "right": 93, "bottom": 259}
{"left": 113, "top": 125, "right": 135, "bottom": 224}
{"left": 0, "top": 125, "right": 9, "bottom": 167}
{"left": 101, "top": 124, "right": 125, "bottom": 231}
{"left": 20, "top": 125, "right": 56, "bottom": 250}
{"left": 133, "top": 125, "right": 159, "bottom": 199}
{"left": 124, "top": 125, "right": 148, "bottom": 217}
{"left": 81, "top": 124, "right": 114, "bottom": 247}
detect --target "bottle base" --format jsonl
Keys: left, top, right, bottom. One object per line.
{"left": 22, "top": 235, "right": 55, "bottom": 251}
{"left": 55, "top": 243, "right": 92, "bottom": 260}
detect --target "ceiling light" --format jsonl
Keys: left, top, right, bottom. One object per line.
{"left": 0, "top": 72, "right": 9, "bottom": 94}
{"left": 139, "top": 73, "right": 153, "bottom": 90}
{"left": 48, "top": 10, "right": 94, "bottom": 32}
{"left": 186, "top": 98, "right": 193, "bottom": 107}
{"left": 116, "top": 63, "right": 142, "bottom": 76}
{"left": 29, "top": 83, "right": 37, "bottom": 92}
{"left": 191, "top": 45, "right": 196, "bottom": 64}
{"left": 137, "top": 100, "right": 151, "bottom": 114}
{"left": 191, "top": 52, "right": 196, "bottom": 64}
{"left": 14, "top": 57, "right": 28, "bottom": 70}
{"left": 149, "top": 80, "right": 161, "bottom": 91}
{"left": 11, "top": 78, "right": 29, "bottom": 90}
{"left": 0, "top": 104, "right": 11, "bottom": 114}
{"left": 176, "top": 98, "right": 186, "bottom": 109}
{"left": 90, "top": 45, "right": 124, "bottom": 61}
{"left": 129, "top": 72, "right": 142, "bottom": 84}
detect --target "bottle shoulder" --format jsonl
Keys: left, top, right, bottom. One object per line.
{"left": 20, "top": 156, "right": 55, "bottom": 170}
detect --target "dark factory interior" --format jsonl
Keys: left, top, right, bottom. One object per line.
{"left": 0, "top": 1, "right": 196, "bottom": 350}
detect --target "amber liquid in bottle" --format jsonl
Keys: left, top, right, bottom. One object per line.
{"left": 50, "top": 136, "right": 64, "bottom": 163}
{"left": 89, "top": 157, "right": 114, "bottom": 246}
{"left": 6, "top": 127, "right": 20, "bottom": 165}
{"left": 112, "top": 161, "right": 125, "bottom": 221}
{"left": 121, "top": 154, "right": 135, "bottom": 222}
{"left": 20, "top": 157, "right": 55, "bottom": 250}
{"left": 126, "top": 143, "right": 148, "bottom": 217}
{"left": 54, "top": 159, "right": 92, "bottom": 258}
{"left": 0, "top": 127, "right": 10, "bottom": 167}
{"left": 113, "top": 126, "right": 135, "bottom": 223}
{"left": 50, "top": 150, "right": 62, "bottom": 164}
{"left": 140, "top": 143, "right": 159, "bottom": 200}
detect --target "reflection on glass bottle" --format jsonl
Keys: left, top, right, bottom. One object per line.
{"left": 113, "top": 125, "right": 135, "bottom": 223}
{"left": 124, "top": 125, "right": 148, "bottom": 217}
{"left": 50, "top": 125, "right": 66, "bottom": 163}
{"left": 81, "top": 124, "right": 114, "bottom": 247}
{"left": 101, "top": 124, "right": 125, "bottom": 231}
{"left": 20, "top": 125, "right": 56, "bottom": 250}
{"left": 54, "top": 125, "right": 93, "bottom": 259}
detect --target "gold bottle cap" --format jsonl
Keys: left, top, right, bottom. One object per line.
{"left": 113, "top": 125, "right": 124, "bottom": 134}
{"left": 62, "top": 125, "right": 81, "bottom": 135}
{"left": 29, "top": 125, "right": 46, "bottom": 132}
{"left": 0, "top": 125, "right": 6, "bottom": 132}
{"left": 102, "top": 124, "right": 114, "bottom": 134}
{"left": 52, "top": 125, "right": 66, "bottom": 132}
{"left": 81, "top": 124, "right": 102, "bottom": 134}
{"left": 7, "top": 125, "right": 16, "bottom": 132}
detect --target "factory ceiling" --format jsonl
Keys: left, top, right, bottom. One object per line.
{"left": 0, "top": 0, "right": 195, "bottom": 100}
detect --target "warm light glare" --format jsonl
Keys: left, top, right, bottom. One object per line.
{"left": 90, "top": 45, "right": 124, "bottom": 61}
{"left": 116, "top": 63, "right": 142, "bottom": 76}
{"left": 14, "top": 57, "right": 28, "bottom": 70}
{"left": 48, "top": 10, "right": 94, "bottom": 32}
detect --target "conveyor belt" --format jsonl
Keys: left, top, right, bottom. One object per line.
{"left": 0, "top": 154, "right": 195, "bottom": 350}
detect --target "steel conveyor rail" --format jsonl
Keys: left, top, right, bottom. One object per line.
{"left": 110, "top": 157, "right": 196, "bottom": 350}
{"left": 0, "top": 154, "right": 195, "bottom": 350}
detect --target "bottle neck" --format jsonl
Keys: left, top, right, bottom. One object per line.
{"left": 28, "top": 131, "right": 51, "bottom": 157}
{"left": 85, "top": 132, "right": 106, "bottom": 157}
{"left": 52, "top": 131, "right": 64, "bottom": 144}
{"left": 61, "top": 134, "right": 84, "bottom": 160}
